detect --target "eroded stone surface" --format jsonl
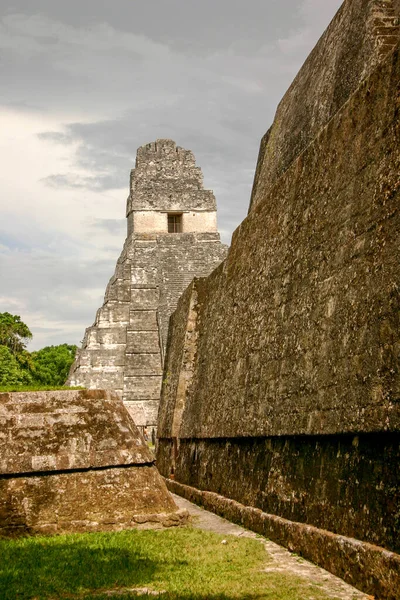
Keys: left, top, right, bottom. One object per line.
{"left": 156, "top": 4, "right": 400, "bottom": 598}
{"left": 0, "top": 389, "right": 152, "bottom": 474}
{"left": 67, "top": 140, "right": 227, "bottom": 428}
{"left": 157, "top": 434, "right": 400, "bottom": 553}
{"left": 158, "top": 42, "right": 400, "bottom": 443}
{"left": 0, "top": 390, "right": 185, "bottom": 537}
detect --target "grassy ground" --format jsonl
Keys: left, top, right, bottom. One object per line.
{"left": 0, "top": 527, "right": 339, "bottom": 600}
{"left": 0, "top": 385, "right": 84, "bottom": 392}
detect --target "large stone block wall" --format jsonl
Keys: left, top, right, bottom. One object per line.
{"left": 157, "top": 33, "right": 400, "bottom": 599}
{"left": 68, "top": 140, "right": 227, "bottom": 428}
{"left": 158, "top": 434, "right": 400, "bottom": 552}
{"left": 250, "top": 0, "right": 400, "bottom": 210}
{"left": 159, "top": 45, "right": 400, "bottom": 442}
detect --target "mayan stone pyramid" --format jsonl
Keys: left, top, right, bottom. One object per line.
{"left": 67, "top": 139, "right": 227, "bottom": 429}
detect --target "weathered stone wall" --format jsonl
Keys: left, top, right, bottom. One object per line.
{"left": 249, "top": 0, "right": 400, "bottom": 210}
{"left": 0, "top": 390, "right": 186, "bottom": 537}
{"left": 157, "top": 27, "right": 400, "bottom": 600}
{"left": 159, "top": 43, "right": 400, "bottom": 441}
{"left": 67, "top": 140, "right": 227, "bottom": 428}
{"left": 159, "top": 435, "right": 400, "bottom": 552}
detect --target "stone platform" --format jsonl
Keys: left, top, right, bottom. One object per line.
{"left": 0, "top": 389, "right": 186, "bottom": 537}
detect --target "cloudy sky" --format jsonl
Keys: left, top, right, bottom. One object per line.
{"left": 0, "top": 0, "right": 342, "bottom": 350}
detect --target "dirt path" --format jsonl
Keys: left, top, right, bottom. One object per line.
{"left": 172, "top": 493, "right": 370, "bottom": 600}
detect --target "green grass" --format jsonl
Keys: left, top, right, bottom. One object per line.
{"left": 0, "top": 385, "right": 84, "bottom": 392}
{"left": 0, "top": 528, "right": 339, "bottom": 600}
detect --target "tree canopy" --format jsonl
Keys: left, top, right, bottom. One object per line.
{"left": 0, "top": 346, "right": 32, "bottom": 386}
{"left": 0, "top": 312, "right": 32, "bottom": 354}
{"left": 0, "top": 313, "right": 77, "bottom": 388}
{"left": 31, "top": 344, "right": 77, "bottom": 386}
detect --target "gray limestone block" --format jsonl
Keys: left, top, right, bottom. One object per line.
{"left": 124, "top": 400, "right": 160, "bottom": 427}
{"left": 195, "top": 233, "right": 225, "bottom": 242}
{"left": 158, "top": 234, "right": 197, "bottom": 247}
{"left": 126, "top": 331, "right": 160, "bottom": 353}
{"left": 121, "top": 261, "right": 132, "bottom": 281}
{"left": 123, "top": 376, "right": 162, "bottom": 400}
{"left": 105, "top": 279, "right": 131, "bottom": 302}
{"left": 91, "top": 349, "right": 126, "bottom": 368}
{"left": 131, "top": 192, "right": 216, "bottom": 212}
{"left": 96, "top": 328, "right": 127, "bottom": 345}
{"left": 133, "top": 239, "right": 159, "bottom": 248}
{"left": 125, "top": 353, "right": 163, "bottom": 376}
{"left": 133, "top": 233, "right": 159, "bottom": 241}
{"left": 112, "top": 262, "right": 126, "bottom": 281}
{"left": 131, "top": 267, "right": 158, "bottom": 288}
{"left": 131, "top": 245, "right": 159, "bottom": 261}
{"left": 85, "top": 329, "right": 100, "bottom": 349}
{"left": 84, "top": 368, "right": 124, "bottom": 390}
{"left": 124, "top": 402, "right": 147, "bottom": 427}
{"left": 129, "top": 310, "right": 158, "bottom": 331}
{"left": 98, "top": 303, "right": 130, "bottom": 324}
{"left": 72, "top": 365, "right": 91, "bottom": 374}
{"left": 130, "top": 288, "right": 159, "bottom": 310}
{"left": 133, "top": 255, "right": 160, "bottom": 270}
{"left": 75, "top": 350, "right": 91, "bottom": 367}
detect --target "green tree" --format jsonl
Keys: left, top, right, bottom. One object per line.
{"left": 0, "top": 313, "right": 77, "bottom": 388}
{"left": 0, "top": 312, "right": 32, "bottom": 355}
{"left": 0, "top": 346, "right": 33, "bottom": 385}
{"left": 30, "top": 344, "right": 77, "bottom": 386}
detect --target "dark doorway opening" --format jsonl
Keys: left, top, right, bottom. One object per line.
{"left": 168, "top": 213, "right": 183, "bottom": 233}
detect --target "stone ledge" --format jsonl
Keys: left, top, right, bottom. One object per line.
{"left": 164, "top": 478, "right": 400, "bottom": 600}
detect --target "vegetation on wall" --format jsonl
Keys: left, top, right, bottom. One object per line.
{"left": 0, "top": 312, "right": 77, "bottom": 388}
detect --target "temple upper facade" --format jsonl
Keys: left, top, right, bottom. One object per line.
{"left": 67, "top": 139, "right": 228, "bottom": 430}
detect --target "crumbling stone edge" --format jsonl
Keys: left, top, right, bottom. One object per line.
{"left": 164, "top": 478, "right": 400, "bottom": 600}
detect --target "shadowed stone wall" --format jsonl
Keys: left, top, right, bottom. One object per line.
{"left": 0, "top": 390, "right": 186, "bottom": 536}
{"left": 156, "top": 4, "right": 400, "bottom": 596}
{"left": 67, "top": 140, "right": 227, "bottom": 428}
